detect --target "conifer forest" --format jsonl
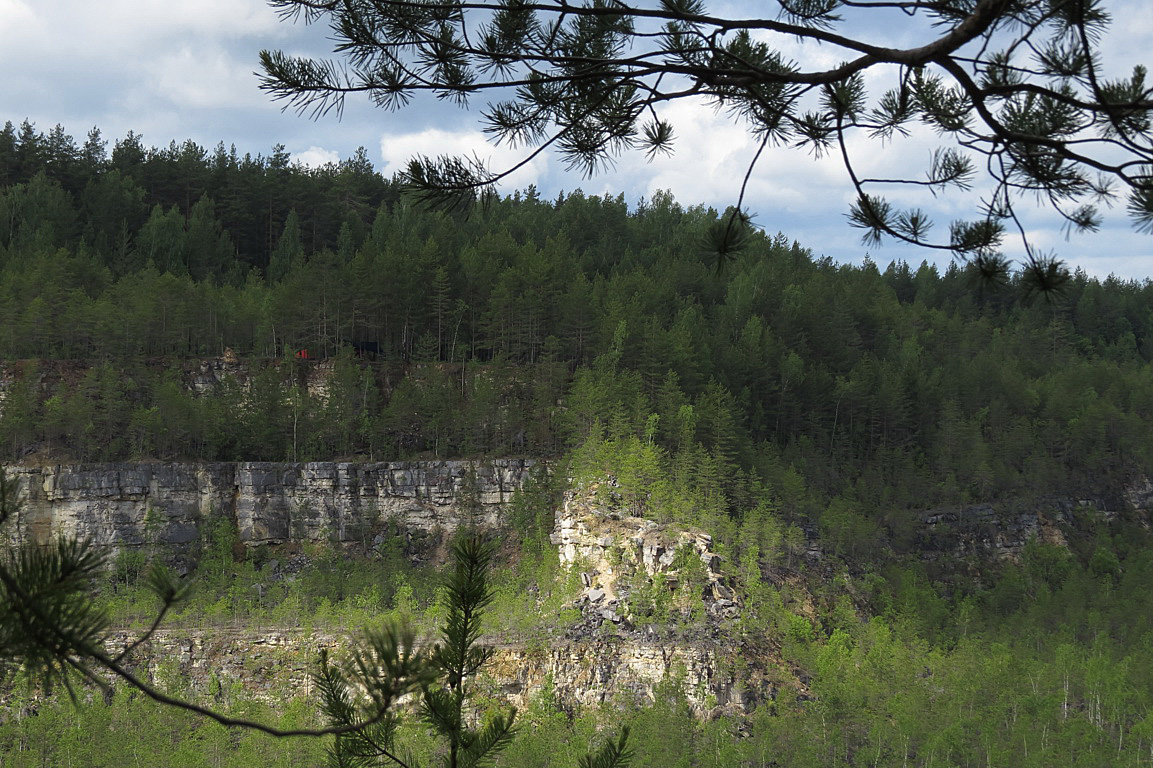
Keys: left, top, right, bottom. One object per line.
{"left": 5, "top": 110, "right": 1153, "bottom": 767}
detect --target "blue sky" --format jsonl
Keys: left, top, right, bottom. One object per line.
{"left": 1, "top": 0, "right": 1151, "bottom": 280}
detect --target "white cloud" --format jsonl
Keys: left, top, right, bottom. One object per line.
{"left": 0, "top": 0, "right": 287, "bottom": 118}
{"left": 0, "top": 0, "right": 41, "bottom": 51}
{"left": 73, "top": 0, "right": 280, "bottom": 46}
{"left": 2, "top": 0, "right": 1152, "bottom": 280}
{"left": 1, "top": 1, "right": 280, "bottom": 61}
{"left": 0, "top": 0, "right": 33, "bottom": 24}
{"left": 583, "top": 98, "right": 920, "bottom": 230}
{"left": 1095, "top": 0, "right": 1153, "bottom": 75}
{"left": 378, "top": 128, "right": 548, "bottom": 191}
{"left": 580, "top": 99, "right": 837, "bottom": 213}
{"left": 1074, "top": 253, "right": 1153, "bottom": 282}
{"left": 146, "top": 45, "right": 270, "bottom": 110}
{"left": 140, "top": 0, "right": 283, "bottom": 37}
{"left": 294, "top": 146, "right": 341, "bottom": 168}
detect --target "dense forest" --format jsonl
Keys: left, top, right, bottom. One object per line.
{"left": 5, "top": 119, "right": 1153, "bottom": 766}
{"left": 4, "top": 119, "right": 1153, "bottom": 505}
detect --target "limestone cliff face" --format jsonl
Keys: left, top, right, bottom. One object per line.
{"left": 7, "top": 459, "right": 1149, "bottom": 565}
{"left": 5, "top": 460, "right": 533, "bottom": 550}
{"left": 13, "top": 461, "right": 1150, "bottom": 720}
{"left": 105, "top": 629, "right": 774, "bottom": 719}
{"left": 80, "top": 475, "right": 775, "bottom": 719}
{"left": 550, "top": 479, "right": 739, "bottom": 626}
{"left": 912, "top": 491, "right": 1142, "bottom": 561}
{"left": 486, "top": 639, "right": 770, "bottom": 716}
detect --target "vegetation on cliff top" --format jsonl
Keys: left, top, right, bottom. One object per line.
{"left": 5, "top": 121, "right": 1153, "bottom": 513}
{"left": 4, "top": 121, "right": 1153, "bottom": 765}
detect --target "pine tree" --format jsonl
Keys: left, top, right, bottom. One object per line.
{"left": 0, "top": 476, "right": 630, "bottom": 766}
{"left": 268, "top": 209, "right": 305, "bottom": 283}
{"left": 260, "top": 0, "right": 1153, "bottom": 286}
{"left": 319, "top": 535, "right": 632, "bottom": 768}
{"left": 0, "top": 122, "right": 17, "bottom": 187}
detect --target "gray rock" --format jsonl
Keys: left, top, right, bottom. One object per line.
{"left": 4, "top": 459, "right": 536, "bottom": 557}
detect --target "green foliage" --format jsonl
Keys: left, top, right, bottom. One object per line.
{"left": 7, "top": 116, "right": 1153, "bottom": 767}
{"left": 1022, "top": 539, "right": 1075, "bottom": 593}
{"left": 259, "top": 0, "right": 1151, "bottom": 280}
{"left": 0, "top": 534, "right": 108, "bottom": 693}
{"left": 748, "top": 526, "right": 1153, "bottom": 768}
{"left": 318, "top": 536, "right": 630, "bottom": 768}
{"left": 0, "top": 691, "right": 327, "bottom": 767}
{"left": 1088, "top": 543, "right": 1121, "bottom": 580}
{"left": 3, "top": 127, "right": 1153, "bottom": 540}
{"left": 818, "top": 497, "right": 883, "bottom": 561}
{"left": 579, "top": 727, "right": 632, "bottom": 768}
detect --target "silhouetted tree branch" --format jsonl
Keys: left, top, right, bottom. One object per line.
{"left": 260, "top": 0, "right": 1152, "bottom": 288}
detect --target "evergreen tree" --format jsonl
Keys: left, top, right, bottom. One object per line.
{"left": 136, "top": 204, "right": 187, "bottom": 274}
{"left": 81, "top": 169, "right": 148, "bottom": 267}
{"left": 79, "top": 127, "right": 108, "bottom": 178}
{"left": 268, "top": 208, "right": 304, "bottom": 282}
{"left": 261, "top": 0, "right": 1153, "bottom": 285}
{"left": 14, "top": 120, "right": 43, "bottom": 181}
{"left": 0, "top": 122, "right": 18, "bottom": 188}
{"left": 184, "top": 195, "right": 233, "bottom": 281}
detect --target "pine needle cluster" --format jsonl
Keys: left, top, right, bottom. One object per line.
{"left": 261, "top": 0, "right": 1153, "bottom": 288}
{"left": 0, "top": 475, "right": 630, "bottom": 765}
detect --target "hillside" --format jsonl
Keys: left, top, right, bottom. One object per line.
{"left": 4, "top": 121, "right": 1153, "bottom": 766}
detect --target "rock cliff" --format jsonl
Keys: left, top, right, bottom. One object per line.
{"left": 5, "top": 458, "right": 1149, "bottom": 564}
{"left": 62, "top": 473, "right": 775, "bottom": 719}
{"left": 551, "top": 478, "right": 740, "bottom": 627}
{"left": 913, "top": 491, "right": 1138, "bottom": 561}
{"left": 8, "top": 459, "right": 1149, "bottom": 721}
{"left": 4, "top": 460, "right": 533, "bottom": 551}
{"left": 105, "top": 628, "right": 776, "bottom": 718}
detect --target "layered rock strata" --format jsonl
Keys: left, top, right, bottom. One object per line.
{"left": 5, "top": 459, "right": 1151, "bottom": 563}
{"left": 914, "top": 493, "right": 1133, "bottom": 560}
{"left": 4, "top": 460, "right": 533, "bottom": 551}
{"left": 105, "top": 629, "right": 771, "bottom": 718}
{"left": 551, "top": 479, "right": 740, "bottom": 627}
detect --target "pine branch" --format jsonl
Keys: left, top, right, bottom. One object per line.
{"left": 262, "top": 0, "right": 1153, "bottom": 278}
{"left": 579, "top": 727, "right": 633, "bottom": 768}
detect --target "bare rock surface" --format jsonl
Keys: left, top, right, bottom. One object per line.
{"left": 914, "top": 492, "right": 1136, "bottom": 560}
{"left": 4, "top": 460, "right": 534, "bottom": 551}
{"left": 102, "top": 628, "right": 776, "bottom": 718}
{"left": 551, "top": 478, "right": 740, "bottom": 629}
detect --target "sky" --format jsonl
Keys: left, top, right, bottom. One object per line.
{"left": 1, "top": 0, "right": 1152, "bottom": 280}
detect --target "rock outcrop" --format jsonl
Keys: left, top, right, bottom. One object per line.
{"left": 70, "top": 475, "right": 775, "bottom": 719}
{"left": 104, "top": 629, "right": 774, "bottom": 718}
{"left": 4, "top": 460, "right": 533, "bottom": 551}
{"left": 15, "top": 461, "right": 1151, "bottom": 721}
{"left": 7, "top": 459, "right": 1150, "bottom": 567}
{"left": 914, "top": 492, "right": 1134, "bottom": 561}
{"left": 551, "top": 478, "right": 740, "bottom": 628}
{"left": 487, "top": 638, "right": 771, "bottom": 716}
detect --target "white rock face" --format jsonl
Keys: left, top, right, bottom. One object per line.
{"left": 4, "top": 466, "right": 777, "bottom": 719}
{"left": 550, "top": 479, "right": 739, "bottom": 622}
{"left": 4, "top": 460, "right": 534, "bottom": 550}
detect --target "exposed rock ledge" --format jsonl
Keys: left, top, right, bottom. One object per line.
{"left": 552, "top": 478, "right": 740, "bottom": 627}
{"left": 7, "top": 460, "right": 1150, "bottom": 565}
{"left": 4, "top": 460, "right": 533, "bottom": 550}
{"left": 104, "top": 628, "right": 777, "bottom": 719}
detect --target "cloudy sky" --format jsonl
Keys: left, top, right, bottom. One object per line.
{"left": 1, "top": 0, "right": 1151, "bottom": 280}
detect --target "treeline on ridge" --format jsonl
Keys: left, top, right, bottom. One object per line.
{"left": 10, "top": 121, "right": 1153, "bottom": 768}
{"left": 3, "top": 118, "right": 1153, "bottom": 527}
